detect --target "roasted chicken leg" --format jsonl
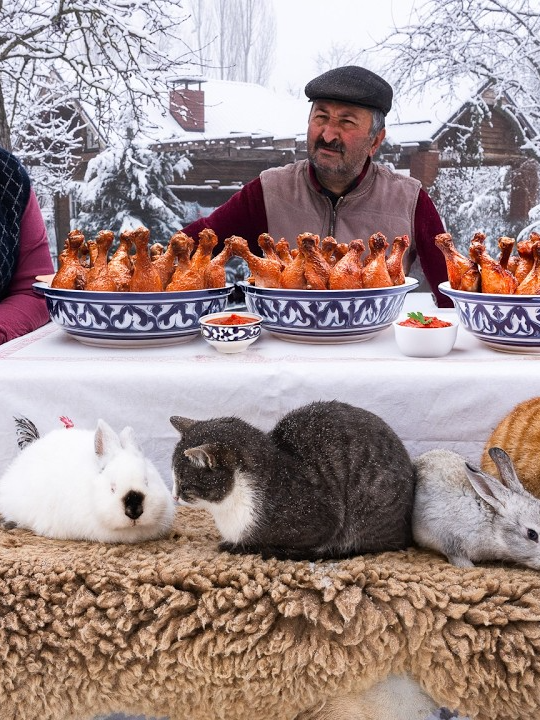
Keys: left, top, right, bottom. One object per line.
{"left": 86, "top": 230, "right": 117, "bottom": 292}
{"left": 229, "top": 235, "right": 282, "bottom": 288}
{"left": 469, "top": 241, "right": 518, "bottom": 294}
{"left": 299, "top": 233, "right": 331, "bottom": 290}
{"left": 362, "top": 232, "right": 392, "bottom": 288}
{"left": 51, "top": 230, "right": 88, "bottom": 290}
{"left": 328, "top": 239, "right": 365, "bottom": 289}
{"left": 435, "top": 232, "right": 480, "bottom": 292}
{"left": 128, "top": 227, "right": 162, "bottom": 292}
{"left": 516, "top": 241, "right": 540, "bottom": 294}
{"left": 386, "top": 235, "right": 410, "bottom": 286}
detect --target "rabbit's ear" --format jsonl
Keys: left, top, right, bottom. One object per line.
{"left": 184, "top": 444, "right": 217, "bottom": 469}
{"left": 487, "top": 446, "right": 525, "bottom": 494}
{"left": 170, "top": 416, "right": 195, "bottom": 437}
{"left": 465, "top": 461, "right": 510, "bottom": 513}
{"left": 94, "top": 419, "right": 122, "bottom": 465}
{"left": 118, "top": 425, "right": 142, "bottom": 454}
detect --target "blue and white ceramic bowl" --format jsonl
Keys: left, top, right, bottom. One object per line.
{"left": 199, "top": 311, "right": 262, "bottom": 353}
{"left": 439, "top": 281, "right": 540, "bottom": 353}
{"left": 33, "top": 282, "right": 233, "bottom": 348}
{"left": 240, "top": 278, "right": 419, "bottom": 343}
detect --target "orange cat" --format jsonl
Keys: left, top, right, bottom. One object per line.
{"left": 481, "top": 397, "right": 540, "bottom": 497}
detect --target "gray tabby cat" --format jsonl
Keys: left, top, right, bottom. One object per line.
{"left": 170, "top": 400, "right": 415, "bottom": 560}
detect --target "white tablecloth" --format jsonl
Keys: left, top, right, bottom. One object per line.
{"left": 1, "top": 293, "right": 539, "bottom": 482}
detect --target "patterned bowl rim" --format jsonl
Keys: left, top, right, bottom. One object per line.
{"left": 238, "top": 276, "right": 418, "bottom": 298}
{"left": 439, "top": 281, "right": 540, "bottom": 304}
{"left": 32, "top": 281, "right": 233, "bottom": 302}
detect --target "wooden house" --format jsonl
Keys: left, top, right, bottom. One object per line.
{"left": 383, "top": 82, "right": 539, "bottom": 222}
{"left": 56, "top": 77, "right": 539, "bottom": 245}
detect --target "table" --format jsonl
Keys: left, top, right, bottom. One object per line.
{"left": 1, "top": 292, "right": 539, "bottom": 482}
{"left": 2, "top": 293, "right": 540, "bottom": 720}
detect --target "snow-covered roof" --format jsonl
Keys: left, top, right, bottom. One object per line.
{"left": 385, "top": 78, "right": 481, "bottom": 146}
{"left": 154, "top": 77, "right": 484, "bottom": 148}
{"left": 147, "top": 79, "right": 311, "bottom": 144}
{"left": 82, "top": 76, "right": 486, "bottom": 148}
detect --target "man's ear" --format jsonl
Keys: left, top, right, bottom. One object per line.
{"left": 369, "top": 128, "right": 386, "bottom": 156}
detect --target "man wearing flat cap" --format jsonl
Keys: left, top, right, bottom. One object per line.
{"left": 181, "top": 66, "right": 450, "bottom": 306}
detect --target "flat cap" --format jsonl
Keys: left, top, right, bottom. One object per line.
{"left": 305, "top": 66, "right": 393, "bottom": 116}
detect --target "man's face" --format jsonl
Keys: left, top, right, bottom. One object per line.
{"left": 307, "top": 100, "right": 385, "bottom": 190}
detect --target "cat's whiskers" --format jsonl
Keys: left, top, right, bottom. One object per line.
{"left": 199, "top": 470, "right": 259, "bottom": 544}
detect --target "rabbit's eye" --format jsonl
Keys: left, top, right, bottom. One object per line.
{"left": 527, "top": 528, "right": 539, "bottom": 542}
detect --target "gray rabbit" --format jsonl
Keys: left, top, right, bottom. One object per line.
{"left": 413, "top": 446, "right": 540, "bottom": 570}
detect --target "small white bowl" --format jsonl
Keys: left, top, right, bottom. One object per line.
{"left": 199, "top": 311, "right": 263, "bottom": 353}
{"left": 393, "top": 317, "right": 458, "bottom": 357}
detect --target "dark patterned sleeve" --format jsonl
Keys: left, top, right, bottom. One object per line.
{"left": 414, "top": 190, "right": 453, "bottom": 308}
{"left": 181, "top": 178, "right": 268, "bottom": 255}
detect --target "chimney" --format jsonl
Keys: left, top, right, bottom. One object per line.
{"left": 169, "top": 77, "right": 205, "bottom": 132}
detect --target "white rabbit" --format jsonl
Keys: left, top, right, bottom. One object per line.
{"left": 413, "top": 446, "right": 540, "bottom": 570}
{"left": 0, "top": 419, "right": 175, "bottom": 543}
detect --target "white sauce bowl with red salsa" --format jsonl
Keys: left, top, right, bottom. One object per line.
{"left": 199, "top": 311, "right": 263, "bottom": 353}
{"left": 393, "top": 313, "right": 458, "bottom": 357}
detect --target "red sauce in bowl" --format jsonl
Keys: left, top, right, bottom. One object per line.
{"left": 205, "top": 313, "right": 260, "bottom": 326}
{"left": 398, "top": 315, "right": 452, "bottom": 328}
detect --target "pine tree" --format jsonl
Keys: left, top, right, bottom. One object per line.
{"left": 71, "top": 113, "right": 193, "bottom": 245}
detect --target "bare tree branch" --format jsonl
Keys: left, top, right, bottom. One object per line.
{"left": 0, "top": 1, "right": 197, "bottom": 155}
{"left": 378, "top": 0, "right": 540, "bottom": 155}
{"left": 186, "top": 0, "right": 276, "bottom": 85}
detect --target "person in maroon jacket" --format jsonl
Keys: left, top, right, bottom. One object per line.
{"left": 0, "top": 148, "right": 54, "bottom": 344}
{"left": 182, "top": 66, "right": 451, "bottom": 307}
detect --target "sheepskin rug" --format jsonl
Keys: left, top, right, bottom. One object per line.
{"left": 1, "top": 507, "right": 540, "bottom": 720}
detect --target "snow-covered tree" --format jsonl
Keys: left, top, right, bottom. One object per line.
{"left": 71, "top": 110, "right": 193, "bottom": 244}
{"left": 380, "top": 0, "right": 540, "bottom": 157}
{"left": 0, "top": 0, "right": 196, "bottom": 186}
{"left": 186, "top": 0, "right": 276, "bottom": 85}
{"left": 519, "top": 204, "right": 540, "bottom": 240}
{"left": 378, "top": 1, "right": 540, "bottom": 245}
{"left": 430, "top": 166, "right": 521, "bottom": 255}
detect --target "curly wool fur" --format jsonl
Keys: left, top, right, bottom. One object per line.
{"left": 1, "top": 507, "right": 540, "bottom": 720}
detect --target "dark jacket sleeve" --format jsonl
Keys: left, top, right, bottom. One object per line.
{"left": 0, "top": 189, "right": 54, "bottom": 344}
{"left": 414, "top": 190, "right": 453, "bottom": 307}
{"left": 181, "top": 178, "right": 268, "bottom": 255}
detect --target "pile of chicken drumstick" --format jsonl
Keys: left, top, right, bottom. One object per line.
{"left": 436, "top": 231, "right": 540, "bottom": 295}
{"left": 51, "top": 226, "right": 412, "bottom": 292}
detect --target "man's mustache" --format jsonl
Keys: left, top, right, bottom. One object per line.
{"left": 315, "top": 139, "right": 343, "bottom": 153}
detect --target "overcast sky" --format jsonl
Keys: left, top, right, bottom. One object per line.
{"left": 270, "top": 0, "right": 420, "bottom": 94}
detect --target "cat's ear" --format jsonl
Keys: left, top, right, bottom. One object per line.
{"left": 170, "top": 416, "right": 196, "bottom": 437}
{"left": 184, "top": 444, "right": 218, "bottom": 469}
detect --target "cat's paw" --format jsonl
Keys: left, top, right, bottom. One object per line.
{"left": 219, "top": 540, "right": 264, "bottom": 557}
{"left": 1, "top": 519, "right": 18, "bottom": 530}
{"left": 219, "top": 541, "right": 242, "bottom": 555}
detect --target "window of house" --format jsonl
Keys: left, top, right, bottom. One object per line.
{"left": 69, "top": 193, "right": 80, "bottom": 223}
{"left": 86, "top": 126, "right": 100, "bottom": 151}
